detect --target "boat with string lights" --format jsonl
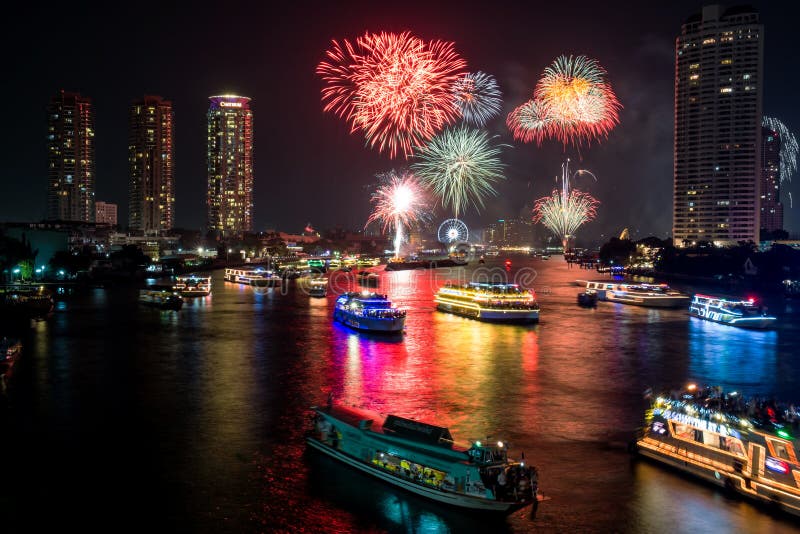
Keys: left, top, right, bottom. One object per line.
{"left": 634, "top": 384, "right": 800, "bottom": 517}
{"left": 582, "top": 281, "right": 690, "bottom": 308}
{"left": 308, "top": 278, "right": 327, "bottom": 298}
{"left": 434, "top": 282, "right": 539, "bottom": 322}
{"left": 689, "top": 294, "right": 776, "bottom": 329}
{"left": 333, "top": 292, "right": 406, "bottom": 333}
{"left": 138, "top": 288, "right": 183, "bottom": 310}
{"left": 307, "top": 402, "right": 541, "bottom": 513}
{"left": 224, "top": 267, "right": 281, "bottom": 287}
{"left": 173, "top": 276, "right": 211, "bottom": 297}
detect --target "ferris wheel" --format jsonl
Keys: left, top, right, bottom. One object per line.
{"left": 438, "top": 218, "right": 469, "bottom": 244}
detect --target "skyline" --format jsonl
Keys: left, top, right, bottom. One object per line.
{"left": 3, "top": 1, "right": 800, "bottom": 240}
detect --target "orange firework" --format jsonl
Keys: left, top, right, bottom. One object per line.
{"left": 317, "top": 31, "right": 467, "bottom": 159}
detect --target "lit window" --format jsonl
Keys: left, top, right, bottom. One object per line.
{"left": 720, "top": 87, "right": 733, "bottom": 93}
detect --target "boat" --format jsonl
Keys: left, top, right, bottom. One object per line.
{"left": 138, "top": 288, "right": 183, "bottom": 310}
{"left": 0, "top": 337, "right": 22, "bottom": 374}
{"left": 385, "top": 256, "right": 467, "bottom": 271}
{"left": 0, "top": 285, "right": 54, "bottom": 318}
{"left": 577, "top": 290, "right": 598, "bottom": 307}
{"left": 689, "top": 294, "right": 776, "bottom": 329}
{"left": 434, "top": 282, "right": 539, "bottom": 323}
{"left": 308, "top": 278, "right": 327, "bottom": 298}
{"left": 224, "top": 267, "right": 281, "bottom": 287}
{"left": 173, "top": 276, "right": 211, "bottom": 297}
{"left": 333, "top": 292, "right": 406, "bottom": 333}
{"left": 356, "top": 271, "right": 379, "bottom": 287}
{"left": 307, "top": 402, "right": 540, "bottom": 514}
{"left": 582, "top": 281, "right": 690, "bottom": 308}
{"left": 634, "top": 384, "right": 800, "bottom": 518}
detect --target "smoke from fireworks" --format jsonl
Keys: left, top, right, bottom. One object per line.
{"left": 317, "top": 32, "right": 466, "bottom": 159}
{"left": 533, "top": 189, "right": 599, "bottom": 245}
{"left": 412, "top": 126, "right": 508, "bottom": 218}
{"left": 508, "top": 55, "right": 620, "bottom": 146}
{"left": 366, "top": 170, "right": 430, "bottom": 258}
{"left": 763, "top": 116, "right": 798, "bottom": 184}
{"left": 452, "top": 72, "right": 502, "bottom": 127}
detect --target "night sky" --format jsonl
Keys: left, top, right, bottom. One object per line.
{"left": 3, "top": 1, "right": 800, "bottom": 242}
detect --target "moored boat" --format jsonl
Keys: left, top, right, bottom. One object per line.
{"left": 689, "top": 294, "right": 776, "bottom": 329}
{"left": 307, "top": 403, "right": 540, "bottom": 514}
{"left": 333, "top": 292, "right": 406, "bottom": 333}
{"left": 174, "top": 276, "right": 211, "bottom": 297}
{"left": 583, "top": 281, "right": 690, "bottom": 308}
{"left": 138, "top": 288, "right": 183, "bottom": 310}
{"left": 635, "top": 384, "right": 800, "bottom": 518}
{"left": 434, "top": 282, "right": 539, "bottom": 323}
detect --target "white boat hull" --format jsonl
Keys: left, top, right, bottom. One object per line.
{"left": 604, "top": 293, "right": 689, "bottom": 308}
{"left": 436, "top": 302, "right": 539, "bottom": 323}
{"left": 334, "top": 310, "right": 405, "bottom": 332}
{"left": 307, "top": 437, "right": 523, "bottom": 513}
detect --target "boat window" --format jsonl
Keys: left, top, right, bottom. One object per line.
{"left": 720, "top": 437, "right": 746, "bottom": 457}
{"left": 672, "top": 423, "right": 696, "bottom": 441}
{"left": 767, "top": 439, "right": 797, "bottom": 462}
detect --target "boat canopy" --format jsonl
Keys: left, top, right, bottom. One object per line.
{"left": 383, "top": 415, "right": 454, "bottom": 447}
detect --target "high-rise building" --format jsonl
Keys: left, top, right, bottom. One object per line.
{"left": 47, "top": 90, "right": 95, "bottom": 222}
{"left": 207, "top": 95, "right": 254, "bottom": 236}
{"left": 760, "top": 126, "right": 783, "bottom": 233}
{"left": 95, "top": 201, "right": 118, "bottom": 226}
{"left": 673, "top": 5, "right": 763, "bottom": 246}
{"left": 129, "top": 95, "right": 174, "bottom": 234}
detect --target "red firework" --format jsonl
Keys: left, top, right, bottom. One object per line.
{"left": 317, "top": 31, "right": 466, "bottom": 159}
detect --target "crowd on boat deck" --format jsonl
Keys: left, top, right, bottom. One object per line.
{"left": 358, "top": 308, "right": 406, "bottom": 319}
{"left": 479, "top": 299, "right": 538, "bottom": 310}
{"left": 663, "top": 386, "right": 800, "bottom": 431}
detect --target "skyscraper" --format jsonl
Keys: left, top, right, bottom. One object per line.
{"left": 673, "top": 5, "right": 763, "bottom": 246}
{"left": 129, "top": 95, "right": 174, "bottom": 234}
{"left": 95, "top": 201, "right": 118, "bottom": 226}
{"left": 47, "top": 90, "right": 95, "bottom": 222}
{"left": 760, "top": 126, "right": 783, "bottom": 233}
{"left": 207, "top": 95, "right": 254, "bottom": 236}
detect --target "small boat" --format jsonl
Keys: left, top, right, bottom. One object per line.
{"left": 138, "top": 288, "right": 183, "bottom": 310}
{"left": 224, "top": 268, "right": 281, "bottom": 287}
{"left": 307, "top": 402, "right": 540, "bottom": 514}
{"left": 635, "top": 384, "right": 800, "bottom": 518}
{"left": 583, "top": 281, "right": 690, "bottom": 308}
{"left": 173, "top": 276, "right": 211, "bottom": 297}
{"left": 357, "top": 271, "right": 379, "bottom": 286}
{"left": 577, "top": 290, "right": 598, "bottom": 307}
{"left": 435, "top": 282, "right": 539, "bottom": 323}
{"left": 333, "top": 292, "right": 406, "bottom": 333}
{"left": 689, "top": 294, "right": 776, "bottom": 329}
{"left": 308, "top": 278, "right": 327, "bottom": 298}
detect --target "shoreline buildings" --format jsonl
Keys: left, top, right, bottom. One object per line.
{"left": 206, "top": 95, "right": 254, "bottom": 237}
{"left": 47, "top": 90, "right": 95, "bottom": 222}
{"left": 128, "top": 95, "right": 175, "bottom": 234}
{"left": 673, "top": 5, "right": 764, "bottom": 246}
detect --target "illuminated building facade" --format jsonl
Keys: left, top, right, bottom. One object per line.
{"left": 207, "top": 95, "right": 253, "bottom": 236}
{"left": 47, "top": 90, "right": 95, "bottom": 222}
{"left": 95, "top": 201, "right": 118, "bottom": 226}
{"left": 760, "top": 126, "right": 782, "bottom": 232}
{"left": 129, "top": 96, "right": 174, "bottom": 234}
{"left": 484, "top": 219, "right": 534, "bottom": 247}
{"left": 673, "top": 5, "right": 763, "bottom": 246}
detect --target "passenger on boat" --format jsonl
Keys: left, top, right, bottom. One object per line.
{"left": 496, "top": 468, "right": 507, "bottom": 499}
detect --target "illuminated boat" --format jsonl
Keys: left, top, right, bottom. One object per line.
{"left": 224, "top": 268, "right": 281, "bottom": 287}
{"left": 307, "top": 403, "right": 540, "bottom": 514}
{"left": 434, "top": 282, "right": 539, "bottom": 323}
{"left": 308, "top": 278, "right": 327, "bottom": 298}
{"left": 583, "top": 281, "right": 690, "bottom": 308}
{"left": 173, "top": 276, "right": 211, "bottom": 297}
{"left": 0, "top": 285, "right": 54, "bottom": 318}
{"left": 689, "top": 294, "right": 776, "bottom": 329}
{"left": 333, "top": 292, "right": 406, "bottom": 333}
{"left": 138, "top": 288, "right": 183, "bottom": 310}
{"left": 635, "top": 384, "right": 800, "bottom": 518}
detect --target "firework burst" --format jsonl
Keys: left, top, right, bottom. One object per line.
{"left": 763, "top": 116, "right": 798, "bottom": 184}
{"left": 452, "top": 72, "right": 502, "bottom": 127}
{"left": 507, "top": 54, "right": 621, "bottom": 147}
{"left": 366, "top": 170, "right": 430, "bottom": 258}
{"left": 412, "top": 126, "right": 508, "bottom": 218}
{"left": 317, "top": 31, "right": 467, "bottom": 159}
{"left": 533, "top": 189, "right": 599, "bottom": 246}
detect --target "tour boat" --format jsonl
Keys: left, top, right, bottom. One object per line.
{"left": 173, "top": 276, "right": 211, "bottom": 297}
{"left": 333, "top": 292, "right": 406, "bottom": 333}
{"left": 307, "top": 403, "right": 540, "bottom": 514}
{"left": 308, "top": 278, "right": 327, "bottom": 298}
{"left": 0, "top": 285, "right": 54, "bottom": 318}
{"left": 434, "top": 282, "right": 539, "bottom": 323}
{"left": 689, "top": 294, "right": 776, "bottom": 329}
{"left": 635, "top": 384, "right": 800, "bottom": 517}
{"left": 582, "top": 281, "right": 690, "bottom": 308}
{"left": 224, "top": 267, "right": 281, "bottom": 287}
{"left": 138, "top": 288, "right": 183, "bottom": 310}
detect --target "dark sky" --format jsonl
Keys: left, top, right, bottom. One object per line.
{"left": 3, "top": 1, "right": 799, "bottom": 242}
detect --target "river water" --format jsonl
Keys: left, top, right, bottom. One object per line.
{"left": 1, "top": 257, "right": 798, "bottom": 533}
